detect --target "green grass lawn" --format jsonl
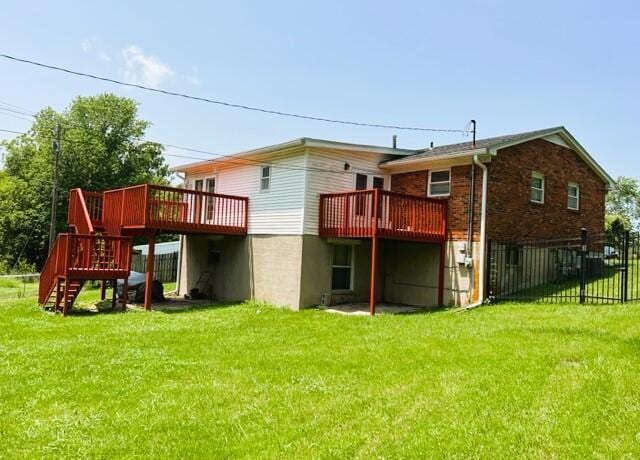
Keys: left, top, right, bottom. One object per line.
{"left": 2, "top": 289, "right": 640, "bottom": 458}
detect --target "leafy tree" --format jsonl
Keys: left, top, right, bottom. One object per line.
{"left": 606, "top": 176, "right": 640, "bottom": 229}
{"left": 0, "top": 94, "right": 170, "bottom": 269}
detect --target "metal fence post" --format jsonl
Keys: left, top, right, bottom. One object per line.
{"left": 623, "top": 230, "right": 630, "bottom": 303}
{"left": 485, "top": 239, "right": 493, "bottom": 301}
{"left": 579, "top": 228, "right": 587, "bottom": 304}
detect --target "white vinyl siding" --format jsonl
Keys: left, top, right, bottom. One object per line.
{"left": 186, "top": 151, "right": 306, "bottom": 234}
{"left": 302, "top": 148, "right": 395, "bottom": 235}
{"left": 186, "top": 147, "right": 402, "bottom": 236}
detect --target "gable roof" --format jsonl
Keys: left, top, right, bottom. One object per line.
{"left": 171, "top": 137, "right": 413, "bottom": 173}
{"left": 381, "top": 126, "right": 614, "bottom": 188}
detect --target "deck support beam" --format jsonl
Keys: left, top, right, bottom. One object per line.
{"left": 438, "top": 241, "right": 445, "bottom": 306}
{"left": 369, "top": 236, "right": 378, "bottom": 315}
{"left": 111, "top": 280, "right": 117, "bottom": 310}
{"left": 369, "top": 189, "right": 380, "bottom": 316}
{"left": 100, "top": 280, "right": 106, "bottom": 300}
{"left": 144, "top": 235, "right": 156, "bottom": 311}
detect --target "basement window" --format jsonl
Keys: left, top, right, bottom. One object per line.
{"left": 260, "top": 166, "right": 271, "bottom": 191}
{"left": 567, "top": 182, "right": 579, "bottom": 210}
{"left": 531, "top": 172, "right": 545, "bottom": 204}
{"left": 427, "top": 169, "right": 450, "bottom": 197}
{"left": 331, "top": 244, "right": 353, "bottom": 291}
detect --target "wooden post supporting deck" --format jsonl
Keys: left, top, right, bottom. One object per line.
{"left": 100, "top": 280, "right": 106, "bottom": 300}
{"left": 438, "top": 242, "right": 445, "bottom": 306}
{"left": 369, "top": 189, "right": 380, "bottom": 315}
{"left": 144, "top": 235, "right": 156, "bottom": 311}
{"left": 111, "top": 280, "right": 117, "bottom": 310}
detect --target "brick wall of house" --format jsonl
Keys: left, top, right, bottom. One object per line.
{"left": 485, "top": 139, "right": 606, "bottom": 240}
{"left": 391, "top": 165, "right": 483, "bottom": 241}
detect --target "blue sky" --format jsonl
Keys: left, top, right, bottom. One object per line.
{"left": 0, "top": 0, "right": 638, "bottom": 178}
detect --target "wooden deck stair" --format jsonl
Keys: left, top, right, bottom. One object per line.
{"left": 39, "top": 184, "right": 249, "bottom": 315}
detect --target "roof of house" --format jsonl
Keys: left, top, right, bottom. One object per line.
{"left": 170, "top": 137, "right": 413, "bottom": 172}
{"left": 381, "top": 126, "right": 614, "bottom": 188}
{"left": 171, "top": 126, "right": 614, "bottom": 188}
{"left": 382, "top": 126, "right": 562, "bottom": 164}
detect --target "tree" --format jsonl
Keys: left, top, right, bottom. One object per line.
{"left": 0, "top": 94, "right": 170, "bottom": 269}
{"left": 606, "top": 176, "right": 640, "bottom": 229}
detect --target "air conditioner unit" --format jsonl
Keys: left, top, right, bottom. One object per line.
{"left": 320, "top": 292, "right": 332, "bottom": 307}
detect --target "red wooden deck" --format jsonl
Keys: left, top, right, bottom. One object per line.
{"left": 102, "top": 184, "right": 248, "bottom": 236}
{"left": 319, "top": 189, "right": 447, "bottom": 242}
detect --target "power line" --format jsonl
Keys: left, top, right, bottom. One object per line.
{"left": 0, "top": 125, "right": 388, "bottom": 176}
{"left": 0, "top": 53, "right": 466, "bottom": 133}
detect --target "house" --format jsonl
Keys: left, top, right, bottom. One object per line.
{"left": 38, "top": 126, "right": 613, "bottom": 315}
{"left": 171, "top": 126, "right": 614, "bottom": 312}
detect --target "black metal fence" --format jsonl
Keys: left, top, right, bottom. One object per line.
{"left": 486, "top": 229, "right": 640, "bottom": 304}
{"left": 131, "top": 252, "right": 179, "bottom": 283}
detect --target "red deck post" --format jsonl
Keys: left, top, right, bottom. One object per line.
{"left": 100, "top": 280, "right": 106, "bottom": 300}
{"left": 144, "top": 235, "right": 156, "bottom": 311}
{"left": 369, "top": 189, "right": 380, "bottom": 315}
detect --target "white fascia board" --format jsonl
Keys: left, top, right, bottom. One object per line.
{"left": 379, "top": 149, "right": 491, "bottom": 172}
{"left": 170, "top": 137, "right": 414, "bottom": 172}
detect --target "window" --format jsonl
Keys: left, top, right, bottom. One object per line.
{"left": 567, "top": 182, "right": 579, "bottom": 210}
{"left": 194, "top": 179, "right": 203, "bottom": 191}
{"left": 531, "top": 172, "right": 545, "bottom": 204}
{"left": 355, "top": 174, "right": 367, "bottom": 190}
{"left": 428, "top": 169, "right": 450, "bottom": 197}
{"left": 331, "top": 244, "right": 353, "bottom": 291}
{"left": 260, "top": 166, "right": 271, "bottom": 191}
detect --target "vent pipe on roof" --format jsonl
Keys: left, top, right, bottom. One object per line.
{"left": 392, "top": 135, "right": 397, "bottom": 149}
{"left": 471, "top": 119, "right": 477, "bottom": 148}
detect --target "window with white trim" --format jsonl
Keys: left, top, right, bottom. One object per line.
{"left": 567, "top": 182, "right": 579, "bottom": 210}
{"left": 331, "top": 244, "right": 353, "bottom": 291}
{"left": 260, "top": 166, "right": 271, "bottom": 191}
{"left": 427, "top": 169, "right": 450, "bottom": 197}
{"left": 531, "top": 172, "right": 545, "bottom": 204}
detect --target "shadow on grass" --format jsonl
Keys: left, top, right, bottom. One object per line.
{"left": 65, "top": 299, "right": 241, "bottom": 316}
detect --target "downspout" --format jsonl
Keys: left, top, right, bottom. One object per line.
{"left": 466, "top": 158, "right": 476, "bottom": 302}
{"left": 462, "top": 154, "right": 488, "bottom": 310}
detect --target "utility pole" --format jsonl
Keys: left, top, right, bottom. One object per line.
{"left": 48, "top": 123, "right": 60, "bottom": 253}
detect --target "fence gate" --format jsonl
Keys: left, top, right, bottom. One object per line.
{"left": 487, "top": 230, "right": 639, "bottom": 304}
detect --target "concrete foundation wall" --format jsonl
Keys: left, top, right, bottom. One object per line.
{"left": 178, "top": 234, "right": 481, "bottom": 310}
{"left": 179, "top": 234, "right": 303, "bottom": 310}
{"left": 382, "top": 241, "right": 440, "bottom": 307}
{"left": 250, "top": 235, "right": 303, "bottom": 309}
{"left": 178, "top": 235, "right": 251, "bottom": 303}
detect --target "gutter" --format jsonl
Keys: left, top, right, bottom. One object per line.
{"left": 460, "top": 154, "right": 488, "bottom": 311}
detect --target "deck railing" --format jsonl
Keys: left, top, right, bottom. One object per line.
{"left": 68, "top": 189, "right": 104, "bottom": 233}
{"left": 319, "top": 189, "right": 447, "bottom": 242}
{"left": 103, "top": 184, "right": 248, "bottom": 234}
{"left": 38, "top": 233, "right": 132, "bottom": 303}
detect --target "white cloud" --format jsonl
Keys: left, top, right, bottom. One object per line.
{"left": 120, "top": 45, "right": 175, "bottom": 88}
